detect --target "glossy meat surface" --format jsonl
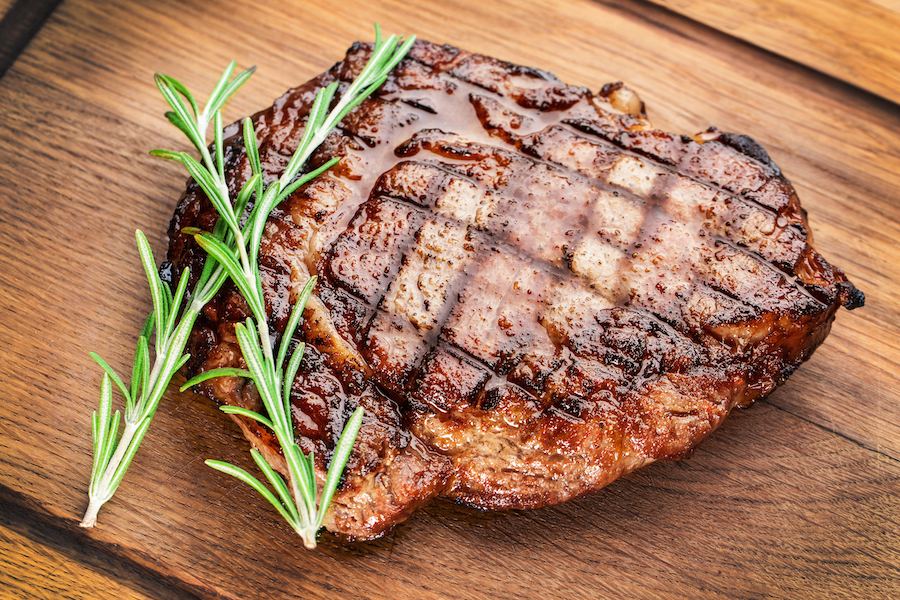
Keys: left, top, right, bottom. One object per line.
{"left": 167, "top": 40, "right": 863, "bottom": 540}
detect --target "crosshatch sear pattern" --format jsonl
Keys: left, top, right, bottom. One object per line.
{"left": 166, "top": 40, "right": 863, "bottom": 541}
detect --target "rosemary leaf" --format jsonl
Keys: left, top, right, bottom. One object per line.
{"left": 163, "top": 111, "right": 195, "bottom": 145}
{"left": 205, "top": 63, "right": 256, "bottom": 122}
{"left": 277, "top": 157, "right": 340, "bottom": 205}
{"left": 101, "top": 409, "right": 122, "bottom": 473}
{"left": 233, "top": 172, "right": 260, "bottom": 225}
{"left": 180, "top": 368, "right": 254, "bottom": 391}
{"left": 214, "top": 111, "right": 225, "bottom": 184}
{"left": 138, "top": 312, "right": 155, "bottom": 344}
{"left": 148, "top": 149, "right": 183, "bottom": 162}
{"left": 219, "top": 406, "right": 275, "bottom": 431}
{"left": 156, "top": 75, "right": 204, "bottom": 151}
{"left": 106, "top": 416, "right": 155, "bottom": 497}
{"left": 249, "top": 449, "right": 299, "bottom": 524}
{"left": 206, "top": 458, "right": 298, "bottom": 526}
{"left": 135, "top": 231, "right": 168, "bottom": 352}
{"left": 217, "top": 68, "right": 256, "bottom": 113}
{"left": 91, "top": 375, "right": 113, "bottom": 479}
{"left": 129, "top": 336, "right": 148, "bottom": 416}
{"left": 316, "top": 406, "right": 364, "bottom": 529}
{"left": 202, "top": 61, "right": 238, "bottom": 121}
{"left": 89, "top": 353, "right": 131, "bottom": 405}
{"left": 276, "top": 276, "right": 317, "bottom": 370}
{"left": 242, "top": 117, "right": 263, "bottom": 193}
{"left": 160, "top": 73, "right": 200, "bottom": 121}
{"left": 282, "top": 342, "right": 305, "bottom": 413}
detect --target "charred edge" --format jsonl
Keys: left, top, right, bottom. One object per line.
{"left": 713, "top": 132, "right": 782, "bottom": 176}
{"left": 838, "top": 281, "right": 866, "bottom": 310}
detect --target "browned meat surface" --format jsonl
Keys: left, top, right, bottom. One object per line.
{"left": 166, "top": 40, "right": 864, "bottom": 541}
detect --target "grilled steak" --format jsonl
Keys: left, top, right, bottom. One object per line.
{"left": 166, "top": 40, "right": 863, "bottom": 540}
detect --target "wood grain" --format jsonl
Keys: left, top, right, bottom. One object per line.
{"left": 647, "top": 0, "right": 900, "bottom": 104}
{"left": 0, "top": 0, "right": 898, "bottom": 598}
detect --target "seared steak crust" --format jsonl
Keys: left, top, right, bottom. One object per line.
{"left": 167, "top": 40, "right": 863, "bottom": 540}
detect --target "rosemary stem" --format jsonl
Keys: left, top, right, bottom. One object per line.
{"left": 142, "top": 341, "right": 172, "bottom": 415}
{"left": 230, "top": 213, "right": 256, "bottom": 296}
{"left": 199, "top": 138, "right": 216, "bottom": 178}
{"left": 283, "top": 437, "right": 317, "bottom": 548}
{"left": 81, "top": 306, "right": 202, "bottom": 527}
{"left": 257, "top": 315, "right": 275, "bottom": 369}
{"left": 80, "top": 420, "right": 141, "bottom": 527}
{"left": 199, "top": 131, "right": 247, "bottom": 277}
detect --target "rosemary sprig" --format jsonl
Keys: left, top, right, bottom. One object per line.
{"left": 81, "top": 27, "right": 415, "bottom": 550}
{"left": 181, "top": 26, "right": 416, "bottom": 549}
{"left": 81, "top": 62, "right": 256, "bottom": 528}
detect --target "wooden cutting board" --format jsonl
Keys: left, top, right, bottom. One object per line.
{"left": 1, "top": 0, "right": 898, "bottom": 598}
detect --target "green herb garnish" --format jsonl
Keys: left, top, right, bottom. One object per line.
{"left": 80, "top": 60, "right": 256, "bottom": 529}
{"left": 81, "top": 27, "right": 415, "bottom": 550}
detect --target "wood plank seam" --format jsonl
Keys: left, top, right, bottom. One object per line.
{"left": 0, "top": 0, "right": 64, "bottom": 80}
{"left": 0, "top": 485, "right": 213, "bottom": 600}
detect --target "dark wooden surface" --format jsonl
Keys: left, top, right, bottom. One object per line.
{"left": 0, "top": 0, "right": 63, "bottom": 77}
{"left": 0, "top": 0, "right": 898, "bottom": 598}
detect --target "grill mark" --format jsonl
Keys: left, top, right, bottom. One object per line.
{"left": 383, "top": 54, "right": 816, "bottom": 297}
{"left": 325, "top": 45, "right": 832, "bottom": 395}
{"left": 434, "top": 158, "right": 631, "bottom": 255}
{"left": 365, "top": 277, "right": 474, "bottom": 403}
{"left": 556, "top": 122, "right": 817, "bottom": 265}
{"left": 401, "top": 130, "right": 655, "bottom": 229}
{"left": 372, "top": 158, "right": 483, "bottom": 210}
{"left": 362, "top": 229, "right": 531, "bottom": 381}
{"left": 559, "top": 121, "right": 782, "bottom": 218}
{"left": 345, "top": 198, "right": 421, "bottom": 306}
{"left": 513, "top": 123, "right": 823, "bottom": 307}
{"left": 388, "top": 138, "right": 661, "bottom": 338}
{"left": 436, "top": 338, "right": 546, "bottom": 404}
{"left": 326, "top": 184, "right": 608, "bottom": 347}
{"left": 378, "top": 191, "right": 597, "bottom": 292}
{"left": 549, "top": 123, "right": 825, "bottom": 298}
{"left": 392, "top": 136, "right": 654, "bottom": 294}
{"left": 709, "top": 234, "right": 826, "bottom": 310}
{"left": 356, "top": 209, "right": 478, "bottom": 390}
{"left": 525, "top": 121, "right": 807, "bottom": 267}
